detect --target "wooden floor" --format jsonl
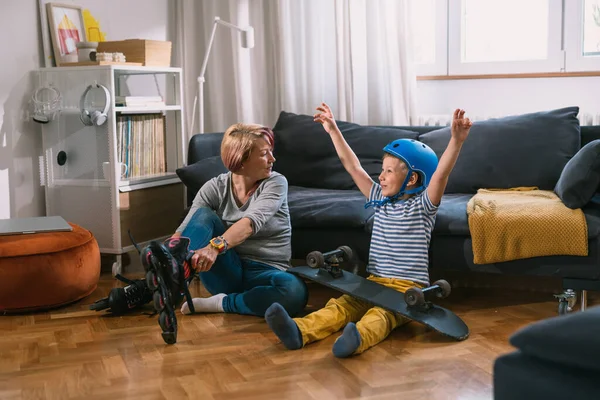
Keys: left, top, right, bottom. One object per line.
{"left": 0, "top": 271, "right": 593, "bottom": 400}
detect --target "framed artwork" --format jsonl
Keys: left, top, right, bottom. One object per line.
{"left": 38, "top": 0, "right": 54, "bottom": 67}
{"left": 46, "top": 2, "right": 87, "bottom": 66}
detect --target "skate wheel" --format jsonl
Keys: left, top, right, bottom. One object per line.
{"left": 162, "top": 332, "right": 177, "bottom": 345}
{"left": 558, "top": 301, "right": 569, "bottom": 315}
{"left": 306, "top": 251, "right": 325, "bottom": 269}
{"left": 153, "top": 291, "right": 165, "bottom": 312}
{"left": 146, "top": 270, "right": 159, "bottom": 291}
{"left": 433, "top": 279, "right": 451, "bottom": 298}
{"left": 337, "top": 246, "right": 353, "bottom": 262}
{"left": 159, "top": 311, "right": 177, "bottom": 344}
{"left": 141, "top": 247, "right": 153, "bottom": 270}
{"left": 159, "top": 310, "right": 174, "bottom": 330}
{"left": 405, "top": 287, "right": 424, "bottom": 307}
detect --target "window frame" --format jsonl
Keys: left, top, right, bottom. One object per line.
{"left": 447, "top": 0, "right": 564, "bottom": 75}
{"left": 412, "top": 0, "right": 449, "bottom": 76}
{"left": 564, "top": 0, "right": 600, "bottom": 71}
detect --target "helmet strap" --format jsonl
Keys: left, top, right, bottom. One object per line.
{"left": 365, "top": 169, "right": 416, "bottom": 209}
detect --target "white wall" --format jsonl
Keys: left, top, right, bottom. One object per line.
{"left": 0, "top": 0, "right": 173, "bottom": 219}
{"left": 416, "top": 76, "right": 600, "bottom": 121}
{"left": 2, "top": 1, "right": 598, "bottom": 219}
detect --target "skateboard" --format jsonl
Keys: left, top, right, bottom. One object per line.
{"left": 289, "top": 246, "right": 469, "bottom": 341}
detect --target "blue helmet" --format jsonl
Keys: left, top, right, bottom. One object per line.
{"left": 382, "top": 139, "right": 438, "bottom": 196}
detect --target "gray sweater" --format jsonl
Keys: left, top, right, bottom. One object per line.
{"left": 176, "top": 171, "right": 292, "bottom": 270}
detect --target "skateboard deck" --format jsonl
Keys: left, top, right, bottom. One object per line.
{"left": 289, "top": 266, "right": 469, "bottom": 341}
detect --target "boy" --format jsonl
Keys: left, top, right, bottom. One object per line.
{"left": 265, "top": 103, "right": 472, "bottom": 357}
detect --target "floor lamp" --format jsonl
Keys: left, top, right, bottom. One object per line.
{"left": 191, "top": 16, "right": 255, "bottom": 135}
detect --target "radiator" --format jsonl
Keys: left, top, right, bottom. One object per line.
{"left": 415, "top": 112, "right": 600, "bottom": 127}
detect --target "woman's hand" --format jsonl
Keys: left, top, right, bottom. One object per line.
{"left": 314, "top": 103, "right": 339, "bottom": 135}
{"left": 191, "top": 244, "right": 219, "bottom": 272}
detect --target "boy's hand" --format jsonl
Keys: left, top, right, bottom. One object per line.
{"left": 451, "top": 109, "right": 472, "bottom": 143}
{"left": 314, "top": 103, "right": 338, "bottom": 135}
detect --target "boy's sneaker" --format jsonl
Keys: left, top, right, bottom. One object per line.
{"left": 89, "top": 274, "right": 153, "bottom": 314}
{"left": 141, "top": 237, "right": 196, "bottom": 344}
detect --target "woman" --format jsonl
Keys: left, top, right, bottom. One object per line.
{"left": 170, "top": 123, "right": 307, "bottom": 318}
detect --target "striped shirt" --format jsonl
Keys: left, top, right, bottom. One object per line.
{"left": 366, "top": 183, "right": 438, "bottom": 285}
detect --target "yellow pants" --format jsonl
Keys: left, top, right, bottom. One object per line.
{"left": 294, "top": 275, "right": 422, "bottom": 355}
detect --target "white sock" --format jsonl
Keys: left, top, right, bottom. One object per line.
{"left": 180, "top": 293, "right": 226, "bottom": 314}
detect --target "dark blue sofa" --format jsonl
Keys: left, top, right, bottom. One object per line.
{"left": 177, "top": 107, "right": 600, "bottom": 310}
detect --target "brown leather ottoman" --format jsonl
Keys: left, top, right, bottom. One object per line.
{"left": 0, "top": 222, "right": 100, "bottom": 313}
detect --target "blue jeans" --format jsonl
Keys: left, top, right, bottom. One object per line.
{"left": 181, "top": 207, "right": 308, "bottom": 317}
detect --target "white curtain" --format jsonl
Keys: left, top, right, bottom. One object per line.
{"left": 175, "top": 0, "right": 417, "bottom": 138}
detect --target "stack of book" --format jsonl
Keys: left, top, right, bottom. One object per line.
{"left": 115, "top": 96, "right": 166, "bottom": 108}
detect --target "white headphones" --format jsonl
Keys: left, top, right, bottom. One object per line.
{"left": 32, "top": 85, "right": 62, "bottom": 124}
{"left": 80, "top": 83, "right": 110, "bottom": 126}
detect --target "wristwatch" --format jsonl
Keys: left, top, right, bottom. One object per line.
{"left": 209, "top": 236, "right": 227, "bottom": 254}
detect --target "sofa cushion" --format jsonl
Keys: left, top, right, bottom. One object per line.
{"left": 434, "top": 194, "right": 471, "bottom": 236}
{"left": 554, "top": 140, "right": 600, "bottom": 209}
{"left": 584, "top": 201, "right": 600, "bottom": 239}
{"left": 288, "top": 186, "right": 373, "bottom": 229}
{"left": 364, "top": 193, "right": 472, "bottom": 236}
{"left": 273, "top": 111, "right": 419, "bottom": 190}
{"left": 430, "top": 194, "right": 600, "bottom": 238}
{"left": 431, "top": 193, "right": 600, "bottom": 239}
{"left": 418, "top": 107, "right": 581, "bottom": 194}
{"left": 509, "top": 305, "right": 600, "bottom": 373}
{"left": 176, "top": 156, "right": 228, "bottom": 201}
{"left": 494, "top": 351, "right": 599, "bottom": 400}
{"left": 188, "top": 132, "right": 224, "bottom": 164}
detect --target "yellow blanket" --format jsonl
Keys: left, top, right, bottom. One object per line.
{"left": 466, "top": 187, "right": 588, "bottom": 264}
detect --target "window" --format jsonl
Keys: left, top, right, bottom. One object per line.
{"left": 460, "top": 0, "right": 549, "bottom": 63}
{"left": 448, "top": 0, "right": 563, "bottom": 74}
{"left": 565, "top": 0, "right": 600, "bottom": 71}
{"left": 409, "top": 0, "right": 600, "bottom": 76}
{"left": 411, "top": 0, "right": 437, "bottom": 65}
{"left": 583, "top": 0, "right": 600, "bottom": 55}
{"left": 409, "top": 0, "right": 448, "bottom": 75}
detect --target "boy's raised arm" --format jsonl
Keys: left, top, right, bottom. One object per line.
{"left": 427, "top": 109, "right": 472, "bottom": 206}
{"left": 314, "top": 103, "right": 374, "bottom": 198}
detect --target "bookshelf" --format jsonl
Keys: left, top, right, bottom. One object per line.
{"left": 38, "top": 66, "right": 187, "bottom": 275}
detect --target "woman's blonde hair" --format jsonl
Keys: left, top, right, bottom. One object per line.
{"left": 221, "top": 123, "right": 275, "bottom": 172}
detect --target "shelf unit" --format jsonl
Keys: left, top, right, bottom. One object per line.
{"left": 38, "top": 65, "right": 187, "bottom": 275}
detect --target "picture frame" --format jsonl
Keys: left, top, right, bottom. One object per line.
{"left": 46, "top": 2, "right": 87, "bottom": 66}
{"left": 38, "top": 0, "right": 54, "bottom": 67}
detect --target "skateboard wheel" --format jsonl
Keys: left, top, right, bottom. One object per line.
{"left": 306, "top": 251, "right": 325, "bottom": 269}
{"left": 405, "top": 287, "right": 424, "bottom": 306}
{"left": 337, "top": 246, "right": 353, "bottom": 262}
{"left": 433, "top": 279, "right": 451, "bottom": 298}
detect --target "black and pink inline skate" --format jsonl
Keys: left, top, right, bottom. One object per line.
{"left": 141, "top": 237, "right": 196, "bottom": 344}
{"left": 89, "top": 274, "right": 153, "bottom": 314}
